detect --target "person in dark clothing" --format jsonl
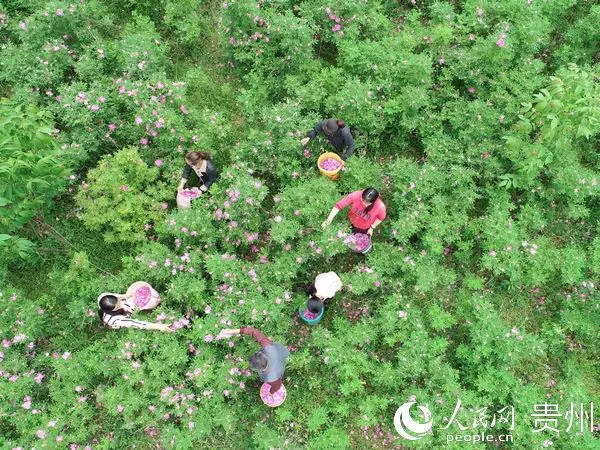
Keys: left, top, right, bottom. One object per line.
{"left": 217, "top": 326, "right": 289, "bottom": 394}
{"left": 177, "top": 151, "right": 219, "bottom": 194}
{"left": 301, "top": 118, "right": 356, "bottom": 161}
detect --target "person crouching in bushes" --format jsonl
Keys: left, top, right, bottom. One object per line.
{"left": 308, "top": 271, "right": 343, "bottom": 304}
{"left": 177, "top": 151, "right": 219, "bottom": 194}
{"left": 321, "top": 187, "right": 386, "bottom": 236}
{"left": 217, "top": 326, "right": 288, "bottom": 394}
{"left": 98, "top": 281, "right": 174, "bottom": 332}
{"left": 301, "top": 118, "right": 356, "bottom": 163}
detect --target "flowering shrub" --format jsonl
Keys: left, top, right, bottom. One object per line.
{"left": 1, "top": 0, "right": 599, "bottom": 449}
{"left": 76, "top": 147, "right": 171, "bottom": 243}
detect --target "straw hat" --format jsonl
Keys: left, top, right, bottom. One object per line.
{"left": 314, "top": 272, "right": 342, "bottom": 299}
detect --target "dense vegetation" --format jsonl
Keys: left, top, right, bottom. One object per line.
{"left": 0, "top": 0, "right": 598, "bottom": 448}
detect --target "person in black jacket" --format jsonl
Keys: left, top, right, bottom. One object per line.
{"left": 301, "top": 118, "right": 356, "bottom": 162}
{"left": 177, "top": 151, "right": 219, "bottom": 194}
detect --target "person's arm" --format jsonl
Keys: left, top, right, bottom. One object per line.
{"left": 341, "top": 128, "right": 356, "bottom": 161}
{"left": 301, "top": 120, "right": 324, "bottom": 145}
{"left": 368, "top": 219, "right": 382, "bottom": 236}
{"left": 268, "top": 378, "right": 282, "bottom": 394}
{"left": 178, "top": 164, "right": 192, "bottom": 192}
{"left": 239, "top": 326, "right": 273, "bottom": 347}
{"left": 201, "top": 161, "right": 219, "bottom": 192}
{"left": 321, "top": 207, "right": 340, "bottom": 229}
{"left": 105, "top": 315, "right": 174, "bottom": 332}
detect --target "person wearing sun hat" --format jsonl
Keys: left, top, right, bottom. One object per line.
{"left": 304, "top": 271, "right": 343, "bottom": 316}
{"left": 310, "top": 271, "right": 343, "bottom": 301}
{"left": 300, "top": 118, "right": 356, "bottom": 162}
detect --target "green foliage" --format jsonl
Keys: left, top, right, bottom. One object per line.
{"left": 75, "top": 147, "right": 170, "bottom": 243}
{"left": 1, "top": 0, "right": 599, "bottom": 449}
{"left": 0, "top": 100, "right": 69, "bottom": 261}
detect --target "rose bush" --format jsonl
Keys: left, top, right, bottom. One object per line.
{"left": 0, "top": 0, "right": 599, "bottom": 449}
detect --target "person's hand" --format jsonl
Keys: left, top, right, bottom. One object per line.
{"left": 367, "top": 227, "right": 373, "bottom": 236}
{"left": 158, "top": 323, "right": 176, "bottom": 333}
{"left": 199, "top": 185, "right": 208, "bottom": 193}
{"left": 177, "top": 186, "right": 184, "bottom": 193}
{"left": 217, "top": 328, "right": 238, "bottom": 340}
{"left": 321, "top": 220, "right": 330, "bottom": 230}
{"left": 300, "top": 137, "right": 310, "bottom": 146}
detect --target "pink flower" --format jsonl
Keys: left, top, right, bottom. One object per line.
{"left": 273, "top": 196, "right": 280, "bottom": 203}
{"left": 98, "top": 96, "right": 106, "bottom": 103}
{"left": 229, "top": 36, "right": 236, "bottom": 45}
{"left": 294, "top": 210, "right": 301, "bottom": 216}
{"left": 246, "top": 197, "right": 254, "bottom": 205}
{"left": 499, "top": 115, "right": 505, "bottom": 124}
{"left": 117, "top": 404, "right": 124, "bottom": 413}
{"left": 292, "top": 171, "right": 299, "bottom": 179}
{"left": 22, "top": 396, "right": 32, "bottom": 409}
{"left": 36, "top": 430, "right": 46, "bottom": 439}
{"left": 140, "top": 138, "right": 148, "bottom": 146}
{"left": 108, "top": 123, "right": 116, "bottom": 132}
{"left": 204, "top": 335, "right": 214, "bottom": 342}
{"left": 154, "top": 159, "right": 163, "bottom": 166}
{"left": 90, "top": 105, "right": 100, "bottom": 112}
{"left": 61, "top": 351, "right": 71, "bottom": 360}
{"left": 374, "top": 281, "right": 381, "bottom": 287}
{"left": 468, "top": 33, "right": 476, "bottom": 41}
{"left": 180, "top": 105, "right": 188, "bottom": 114}
{"left": 34, "top": 373, "right": 45, "bottom": 383}
{"left": 19, "top": 21, "right": 27, "bottom": 30}
{"left": 205, "top": 305, "right": 212, "bottom": 314}
{"left": 135, "top": 116, "right": 143, "bottom": 125}
{"left": 332, "top": 24, "right": 342, "bottom": 32}
{"left": 160, "top": 202, "right": 168, "bottom": 209}
{"left": 223, "top": 389, "right": 230, "bottom": 397}
{"left": 496, "top": 38, "right": 505, "bottom": 47}
{"left": 120, "top": 185, "right": 129, "bottom": 191}
{"left": 155, "top": 118, "right": 165, "bottom": 128}
{"left": 56, "top": 8, "right": 64, "bottom": 16}
{"left": 489, "top": 250, "right": 497, "bottom": 256}
{"left": 468, "top": 87, "right": 476, "bottom": 93}
{"left": 398, "top": 311, "right": 407, "bottom": 318}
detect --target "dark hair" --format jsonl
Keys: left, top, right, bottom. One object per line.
{"left": 185, "top": 151, "right": 211, "bottom": 166}
{"left": 307, "top": 297, "right": 323, "bottom": 314}
{"left": 98, "top": 295, "right": 125, "bottom": 324}
{"left": 249, "top": 350, "right": 268, "bottom": 372}
{"left": 323, "top": 118, "right": 347, "bottom": 136}
{"left": 307, "top": 282, "right": 317, "bottom": 297}
{"left": 99, "top": 295, "right": 119, "bottom": 312}
{"left": 362, "top": 188, "right": 379, "bottom": 214}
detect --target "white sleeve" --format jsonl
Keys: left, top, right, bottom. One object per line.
{"left": 104, "top": 314, "right": 151, "bottom": 330}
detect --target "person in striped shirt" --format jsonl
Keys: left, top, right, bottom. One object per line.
{"left": 97, "top": 282, "right": 174, "bottom": 332}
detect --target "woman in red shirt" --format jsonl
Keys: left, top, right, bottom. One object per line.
{"left": 322, "top": 188, "right": 386, "bottom": 236}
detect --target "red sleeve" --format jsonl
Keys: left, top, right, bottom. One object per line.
{"left": 335, "top": 190, "right": 359, "bottom": 210}
{"left": 377, "top": 201, "right": 387, "bottom": 221}
{"left": 239, "top": 326, "right": 273, "bottom": 347}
